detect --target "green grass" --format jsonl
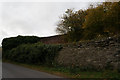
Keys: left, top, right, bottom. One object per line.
{"left": 3, "top": 59, "right": 120, "bottom": 79}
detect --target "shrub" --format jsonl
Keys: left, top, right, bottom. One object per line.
{"left": 3, "top": 42, "right": 63, "bottom": 66}
{"left": 2, "top": 35, "right": 40, "bottom": 51}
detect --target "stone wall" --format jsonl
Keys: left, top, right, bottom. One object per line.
{"left": 56, "top": 36, "right": 120, "bottom": 71}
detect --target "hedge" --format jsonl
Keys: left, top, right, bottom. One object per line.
{"left": 3, "top": 42, "right": 62, "bottom": 65}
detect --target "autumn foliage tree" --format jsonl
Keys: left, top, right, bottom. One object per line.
{"left": 56, "top": 2, "right": 120, "bottom": 41}
{"left": 83, "top": 4, "right": 105, "bottom": 39}
{"left": 103, "top": 2, "right": 120, "bottom": 35}
{"left": 56, "top": 9, "right": 87, "bottom": 42}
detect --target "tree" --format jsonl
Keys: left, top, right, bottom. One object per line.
{"left": 103, "top": 2, "right": 120, "bottom": 36}
{"left": 56, "top": 2, "right": 120, "bottom": 41}
{"left": 83, "top": 4, "right": 106, "bottom": 39}
{"left": 56, "top": 9, "right": 87, "bottom": 42}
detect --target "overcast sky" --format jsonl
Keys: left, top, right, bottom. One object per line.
{"left": 0, "top": 0, "right": 108, "bottom": 46}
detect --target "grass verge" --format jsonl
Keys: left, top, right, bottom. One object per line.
{"left": 3, "top": 59, "right": 120, "bottom": 79}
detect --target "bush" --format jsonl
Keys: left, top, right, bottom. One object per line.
{"left": 2, "top": 35, "right": 40, "bottom": 51}
{"left": 3, "top": 42, "right": 63, "bottom": 66}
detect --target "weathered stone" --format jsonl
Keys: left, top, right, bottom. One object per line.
{"left": 56, "top": 36, "right": 120, "bottom": 71}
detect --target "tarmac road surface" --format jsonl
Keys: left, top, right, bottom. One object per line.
{"left": 2, "top": 63, "right": 61, "bottom": 78}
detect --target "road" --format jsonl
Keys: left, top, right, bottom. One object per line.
{"left": 2, "top": 63, "right": 61, "bottom": 78}
{"left": 0, "top": 48, "right": 61, "bottom": 78}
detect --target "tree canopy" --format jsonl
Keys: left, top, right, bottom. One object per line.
{"left": 56, "top": 2, "right": 120, "bottom": 41}
{"left": 56, "top": 9, "right": 87, "bottom": 42}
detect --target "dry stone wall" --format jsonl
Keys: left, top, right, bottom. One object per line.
{"left": 56, "top": 36, "right": 120, "bottom": 71}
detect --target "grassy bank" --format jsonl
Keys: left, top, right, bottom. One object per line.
{"left": 3, "top": 59, "right": 120, "bottom": 79}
